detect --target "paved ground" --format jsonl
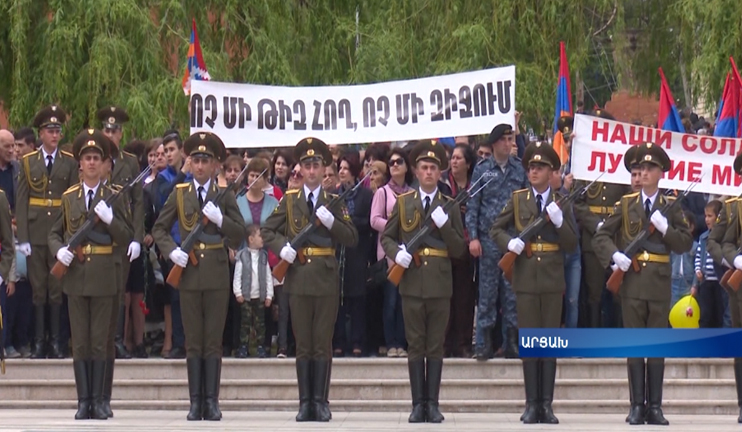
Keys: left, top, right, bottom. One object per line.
{"left": 0, "top": 410, "right": 740, "bottom": 431}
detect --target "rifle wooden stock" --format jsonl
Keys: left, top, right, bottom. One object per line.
{"left": 606, "top": 269, "right": 624, "bottom": 294}
{"left": 271, "top": 249, "right": 307, "bottom": 281}
{"left": 50, "top": 245, "right": 85, "bottom": 280}
{"left": 166, "top": 251, "right": 200, "bottom": 289}
{"left": 721, "top": 268, "right": 734, "bottom": 290}
{"left": 728, "top": 269, "right": 742, "bottom": 292}
{"left": 75, "top": 245, "right": 84, "bottom": 262}
{"left": 385, "top": 252, "right": 421, "bottom": 286}
{"left": 498, "top": 251, "right": 517, "bottom": 282}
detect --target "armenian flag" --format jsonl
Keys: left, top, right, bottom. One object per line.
{"left": 552, "top": 41, "right": 572, "bottom": 165}
{"left": 657, "top": 67, "right": 684, "bottom": 133}
{"left": 714, "top": 57, "right": 742, "bottom": 139}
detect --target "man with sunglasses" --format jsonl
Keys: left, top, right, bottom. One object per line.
{"left": 262, "top": 138, "right": 358, "bottom": 423}
{"left": 16, "top": 105, "right": 79, "bottom": 359}
{"left": 466, "top": 124, "right": 527, "bottom": 361}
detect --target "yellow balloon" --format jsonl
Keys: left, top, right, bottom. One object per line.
{"left": 669, "top": 295, "right": 700, "bottom": 328}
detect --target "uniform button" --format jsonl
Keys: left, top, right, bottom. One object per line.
{"left": 642, "top": 263, "right": 646, "bottom": 267}
{"left": 307, "top": 259, "right": 312, "bottom": 264}
{"left": 200, "top": 254, "right": 204, "bottom": 258}
{"left": 603, "top": 186, "right": 606, "bottom": 190}
{"left": 47, "top": 212, "right": 51, "bottom": 216}
{"left": 537, "top": 235, "right": 542, "bottom": 240}
{"left": 86, "top": 257, "right": 91, "bottom": 262}
{"left": 48, "top": 191, "right": 52, "bottom": 195}
{"left": 424, "top": 261, "right": 428, "bottom": 266}
{"left": 537, "top": 257, "right": 541, "bottom": 262}
{"left": 602, "top": 197, "right": 606, "bottom": 201}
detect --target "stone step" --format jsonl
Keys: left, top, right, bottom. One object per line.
{"left": 0, "top": 378, "right": 737, "bottom": 401}
{"left": 1, "top": 358, "right": 736, "bottom": 380}
{"left": 0, "top": 399, "right": 738, "bottom": 415}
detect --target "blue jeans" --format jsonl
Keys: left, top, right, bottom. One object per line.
{"left": 382, "top": 281, "right": 406, "bottom": 349}
{"left": 169, "top": 286, "right": 185, "bottom": 348}
{"left": 671, "top": 276, "right": 694, "bottom": 307}
{"left": 3, "top": 280, "right": 32, "bottom": 348}
{"left": 563, "top": 247, "right": 582, "bottom": 328}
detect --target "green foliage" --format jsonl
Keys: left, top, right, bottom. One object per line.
{"left": 6, "top": 0, "right": 738, "bottom": 142}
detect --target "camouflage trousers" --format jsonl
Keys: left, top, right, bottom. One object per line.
{"left": 475, "top": 239, "right": 517, "bottom": 350}
{"left": 239, "top": 299, "right": 266, "bottom": 346}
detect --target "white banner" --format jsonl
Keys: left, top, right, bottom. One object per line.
{"left": 189, "top": 66, "right": 515, "bottom": 148}
{"left": 572, "top": 114, "right": 742, "bottom": 196}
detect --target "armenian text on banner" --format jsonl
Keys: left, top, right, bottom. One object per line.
{"left": 572, "top": 114, "right": 742, "bottom": 196}
{"left": 189, "top": 66, "right": 515, "bottom": 148}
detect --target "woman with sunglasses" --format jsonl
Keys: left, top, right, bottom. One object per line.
{"left": 370, "top": 148, "right": 413, "bottom": 358}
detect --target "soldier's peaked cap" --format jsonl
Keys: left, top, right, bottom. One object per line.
{"left": 624, "top": 145, "right": 641, "bottom": 172}
{"left": 408, "top": 139, "right": 449, "bottom": 169}
{"left": 294, "top": 137, "right": 332, "bottom": 166}
{"left": 557, "top": 115, "right": 574, "bottom": 134}
{"left": 72, "top": 129, "right": 110, "bottom": 161}
{"left": 522, "top": 142, "right": 560, "bottom": 170}
{"left": 733, "top": 152, "right": 742, "bottom": 176}
{"left": 97, "top": 106, "right": 129, "bottom": 129}
{"left": 183, "top": 132, "right": 227, "bottom": 162}
{"left": 635, "top": 142, "right": 671, "bottom": 172}
{"left": 33, "top": 105, "right": 66, "bottom": 129}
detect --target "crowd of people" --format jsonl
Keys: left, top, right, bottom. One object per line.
{"left": 1, "top": 103, "right": 741, "bottom": 425}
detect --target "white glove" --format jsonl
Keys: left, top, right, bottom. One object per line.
{"left": 734, "top": 256, "right": 742, "bottom": 271}
{"left": 610, "top": 263, "right": 619, "bottom": 272}
{"left": 612, "top": 251, "right": 632, "bottom": 272}
{"left": 94, "top": 201, "right": 113, "bottom": 225}
{"left": 56, "top": 246, "right": 74, "bottom": 266}
{"left": 545, "top": 202, "right": 563, "bottom": 228}
{"left": 431, "top": 207, "right": 449, "bottom": 228}
{"left": 127, "top": 241, "right": 141, "bottom": 262}
{"left": 280, "top": 243, "right": 297, "bottom": 264}
{"left": 316, "top": 206, "right": 335, "bottom": 230}
{"left": 596, "top": 221, "right": 604, "bottom": 231}
{"left": 395, "top": 245, "right": 412, "bottom": 268}
{"left": 169, "top": 247, "right": 189, "bottom": 268}
{"left": 507, "top": 238, "right": 525, "bottom": 255}
{"left": 18, "top": 243, "right": 32, "bottom": 257}
{"left": 650, "top": 210, "right": 669, "bottom": 236}
{"left": 0, "top": 275, "right": 3, "bottom": 286}
{"left": 202, "top": 202, "right": 223, "bottom": 228}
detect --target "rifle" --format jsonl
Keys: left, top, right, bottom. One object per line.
{"left": 272, "top": 170, "right": 373, "bottom": 281}
{"left": 235, "top": 168, "right": 269, "bottom": 199}
{"left": 497, "top": 173, "right": 605, "bottom": 282}
{"left": 166, "top": 164, "right": 251, "bottom": 288}
{"left": 50, "top": 165, "right": 153, "bottom": 280}
{"left": 387, "top": 175, "right": 494, "bottom": 286}
{"left": 606, "top": 177, "right": 702, "bottom": 294}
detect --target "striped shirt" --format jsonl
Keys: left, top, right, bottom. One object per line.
{"left": 695, "top": 243, "right": 718, "bottom": 281}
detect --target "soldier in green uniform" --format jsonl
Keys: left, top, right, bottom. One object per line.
{"left": 98, "top": 106, "right": 144, "bottom": 361}
{"left": 16, "top": 105, "right": 79, "bottom": 359}
{"left": 0, "top": 188, "right": 15, "bottom": 302}
{"left": 490, "top": 142, "right": 578, "bottom": 424}
{"left": 568, "top": 113, "right": 631, "bottom": 328}
{"left": 95, "top": 106, "right": 145, "bottom": 417}
{"left": 261, "top": 137, "right": 358, "bottom": 423}
{"left": 592, "top": 142, "right": 692, "bottom": 425}
{"left": 381, "top": 140, "right": 465, "bottom": 424}
{"left": 49, "top": 129, "right": 133, "bottom": 420}
{"left": 719, "top": 153, "right": 742, "bottom": 423}
{"left": 152, "top": 132, "right": 245, "bottom": 421}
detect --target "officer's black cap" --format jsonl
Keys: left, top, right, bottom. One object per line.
{"left": 485, "top": 124, "right": 514, "bottom": 145}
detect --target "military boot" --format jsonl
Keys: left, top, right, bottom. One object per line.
{"left": 626, "top": 358, "right": 646, "bottom": 424}
{"left": 312, "top": 359, "right": 331, "bottom": 422}
{"left": 425, "top": 358, "right": 445, "bottom": 423}
{"left": 102, "top": 358, "right": 114, "bottom": 417}
{"left": 30, "top": 305, "right": 46, "bottom": 359}
{"left": 202, "top": 357, "right": 221, "bottom": 421}
{"left": 504, "top": 327, "right": 519, "bottom": 358}
{"left": 295, "top": 359, "right": 313, "bottom": 422}
{"left": 407, "top": 359, "right": 426, "bottom": 423}
{"left": 645, "top": 359, "right": 669, "bottom": 425}
{"left": 186, "top": 357, "right": 203, "bottom": 421}
{"left": 539, "top": 359, "right": 558, "bottom": 424}
{"left": 735, "top": 358, "right": 742, "bottom": 423}
{"left": 521, "top": 360, "right": 540, "bottom": 424}
{"left": 73, "top": 360, "right": 91, "bottom": 420}
{"left": 89, "top": 360, "right": 109, "bottom": 420}
{"left": 114, "top": 305, "right": 131, "bottom": 359}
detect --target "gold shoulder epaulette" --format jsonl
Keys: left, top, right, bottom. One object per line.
{"left": 726, "top": 197, "right": 739, "bottom": 203}
{"left": 398, "top": 190, "right": 416, "bottom": 198}
{"left": 63, "top": 184, "right": 81, "bottom": 195}
{"left": 623, "top": 192, "right": 640, "bottom": 199}
{"left": 60, "top": 150, "right": 74, "bottom": 158}
{"left": 175, "top": 183, "right": 190, "bottom": 189}
{"left": 514, "top": 188, "right": 528, "bottom": 194}
{"left": 123, "top": 150, "right": 137, "bottom": 159}
{"left": 109, "top": 184, "right": 123, "bottom": 192}
{"left": 666, "top": 195, "right": 677, "bottom": 201}
{"left": 22, "top": 150, "right": 39, "bottom": 160}
{"left": 285, "top": 189, "right": 300, "bottom": 194}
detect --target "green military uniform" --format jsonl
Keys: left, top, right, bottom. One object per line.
{"left": 381, "top": 140, "right": 465, "bottom": 424}
{"left": 261, "top": 137, "right": 358, "bottom": 423}
{"left": 48, "top": 129, "right": 133, "bottom": 420}
{"left": 96, "top": 107, "right": 145, "bottom": 364}
{"left": 16, "top": 105, "right": 79, "bottom": 359}
{"left": 0, "top": 191, "right": 15, "bottom": 283}
{"left": 718, "top": 153, "right": 742, "bottom": 423}
{"left": 592, "top": 142, "right": 692, "bottom": 426}
{"left": 490, "top": 142, "right": 577, "bottom": 425}
{"left": 152, "top": 132, "right": 244, "bottom": 421}
{"left": 708, "top": 196, "right": 737, "bottom": 278}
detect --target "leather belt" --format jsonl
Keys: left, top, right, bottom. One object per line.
{"left": 82, "top": 245, "right": 113, "bottom": 255}
{"left": 29, "top": 198, "right": 61, "bottom": 207}
{"left": 588, "top": 205, "right": 614, "bottom": 215}
{"left": 195, "top": 242, "right": 224, "bottom": 251}
{"left": 530, "top": 242, "right": 560, "bottom": 252}
{"left": 301, "top": 247, "right": 334, "bottom": 256}
{"left": 420, "top": 247, "right": 448, "bottom": 258}
{"left": 634, "top": 252, "right": 670, "bottom": 263}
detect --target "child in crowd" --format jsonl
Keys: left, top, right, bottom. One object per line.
{"left": 694, "top": 200, "right": 731, "bottom": 328}
{"left": 233, "top": 224, "right": 274, "bottom": 358}
{"left": 670, "top": 210, "right": 697, "bottom": 307}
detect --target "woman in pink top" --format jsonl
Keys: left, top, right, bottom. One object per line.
{"left": 370, "top": 148, "right": 413, "bottom": 358}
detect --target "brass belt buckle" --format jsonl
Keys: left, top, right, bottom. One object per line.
{"left": 536, "top": 243, "right": 543, "bottom": 252}
{"left": 643, "top": 251, "right": 649, "bottom": 261}
{"left": 306, "top": 247, "right": 313, "bottom": 256}
{"left": 423, "top": 248, "right": 430, "bottom": 256}
{"left": 83, "top": 245, "right": 92, "bottom": 255}
{"left": 46, "top": 199, "right": 53, "bottom": 207}
{"left": 199, "top": 243, "right": 205, "bottom": 250}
